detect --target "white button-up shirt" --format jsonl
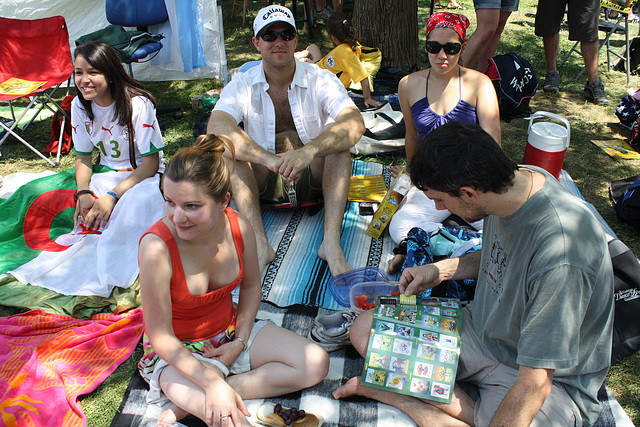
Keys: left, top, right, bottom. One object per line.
{"left": 214, "top": 59, "right": 356, "bottom": 154}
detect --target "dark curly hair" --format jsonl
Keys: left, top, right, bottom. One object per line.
{"left": 410, "top": 122, "right": 517, "bottom": 196}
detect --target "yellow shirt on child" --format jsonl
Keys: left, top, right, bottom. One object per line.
{"left": 317, "top": 42, "right": 370, "bottom": 89}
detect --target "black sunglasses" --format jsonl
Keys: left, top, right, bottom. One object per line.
{"left": 425, "top": 41, "right": 462, "bottom": 55}
{"left": 261, "top": 29, "right": 297, "bottom": 42}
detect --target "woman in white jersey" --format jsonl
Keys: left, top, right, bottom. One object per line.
{"left": 72, "top": 41, "right": 165, "bottom": 230}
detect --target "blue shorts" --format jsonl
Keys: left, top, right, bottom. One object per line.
{"left": 473, "top": 0, "right": 519, "bottom": 12}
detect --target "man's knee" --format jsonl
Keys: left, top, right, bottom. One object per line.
{"left": 350, "top": 310, "right": 374, "bottom": 356}
{"left": 227, "top": 161, "right": 273, "bottom": 206}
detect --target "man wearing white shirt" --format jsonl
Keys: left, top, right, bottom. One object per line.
{"left": 209, "top": 5, "right": 365, "bottom": 274}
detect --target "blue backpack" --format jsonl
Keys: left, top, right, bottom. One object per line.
{"left": 610, "top": 174, "right": 640, "bottom": 227}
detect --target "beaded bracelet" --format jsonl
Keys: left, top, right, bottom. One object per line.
{"left": 235, "top": 337, "right": 247, "bottom": 351}
{"left": 107, "top": 191, "right": 119, "bottom": 203}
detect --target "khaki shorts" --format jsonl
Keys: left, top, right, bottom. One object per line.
{"left": 259, "top": 167, "right": 323, "bottom": 205}
{"left": 458, "top": 307, "right": 582, "bottom": 426}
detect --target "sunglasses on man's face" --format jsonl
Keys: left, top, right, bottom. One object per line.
{"left": 425, "top": 41, "right": 462, "bottom": 55}
{"left": 261, "top": 29, "right": 297, "bottom": 42}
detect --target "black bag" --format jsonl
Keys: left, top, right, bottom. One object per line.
{"left": 608, "top": 239, "right": 640, "bottom": 364}
{"left": 372, "top": 67, "right": 412, "bottom": 95}
{"left": 75, "top": 25, "right": 163, "bottom": 62}
{"left": 610, "top": 174, "right": 640, "bottom": 226}
{"left": 484, "top": 53, "right": 538, "bottom": 122}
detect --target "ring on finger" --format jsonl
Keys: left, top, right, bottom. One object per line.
{"left": 220, "top": 413, "right": 230, "bottom": 420}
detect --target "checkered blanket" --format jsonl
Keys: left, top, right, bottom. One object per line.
{"left": 110, "top": 303, "right": 633, "bottom": 427}
{"left": 109, "top": 166, "right": 634, "bottom": 426}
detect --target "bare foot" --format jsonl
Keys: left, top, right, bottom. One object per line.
{"left": 256, "top": 236, "right": 276, "bottom": 273}
{"left": 446, "top": 0, "right": 466, "bottom": 9}
{"left": 387, "top": 254, "right": 406, "bottom": 274}
{"left": 332, "top": 376, "right": 366, "bottom": 399}
{"left": 318, "top": 240, "right": 353, "bottom": 277}
{"left": 156, "top": 404, "right": 189, "bottom": 426}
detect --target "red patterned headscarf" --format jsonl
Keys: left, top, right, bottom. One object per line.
{"left": 426, "top": 12, "right": 470, "bottom": 41}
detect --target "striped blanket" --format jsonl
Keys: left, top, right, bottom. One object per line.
{"left": 258, "top": 160, "right": 399, "bottom": 310}
{"left": 0, "top": 308, "right": 144, "bottom": 427}
{"left": 110, "top": 303, "right": 634, "bottom": 427}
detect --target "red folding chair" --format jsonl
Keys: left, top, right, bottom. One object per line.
{"left": 0, "top": 16, "right": 74, "bottom": 167}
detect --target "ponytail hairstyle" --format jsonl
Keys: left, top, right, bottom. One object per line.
{"left": 164, "top": 134, "right": 236, "bottom": 202}
{"left": 73, "top": 41, "right": 157, "bottom": 126}
{"left": 326, "top": 13, "right": 358, "bottom": 52}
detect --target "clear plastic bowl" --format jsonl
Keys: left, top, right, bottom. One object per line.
{"left": 328, "top": 266, "right": 389, "bottom": 307}
{"left": 349, "top": 281, "right": 400, "bottom": 314}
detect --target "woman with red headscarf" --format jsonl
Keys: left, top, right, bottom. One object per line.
{"left": 388, "top": 12, "right": 500, "bottom": 256}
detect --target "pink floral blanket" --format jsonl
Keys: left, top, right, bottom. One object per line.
{"left": 0, "top": 308, "right": 143, "bottom": 426}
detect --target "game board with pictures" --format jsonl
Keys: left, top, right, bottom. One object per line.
{"left": 362, "top": 295, "right": 462, "bottom": 404}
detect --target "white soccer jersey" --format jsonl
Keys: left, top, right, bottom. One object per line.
{"left": 71, "top": 96, "right": 165, "bottom": 172}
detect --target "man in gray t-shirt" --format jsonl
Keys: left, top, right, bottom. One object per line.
{"left": 334, "top": 122, "right": 613, "bottom": 426}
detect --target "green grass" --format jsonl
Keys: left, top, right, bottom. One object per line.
{"left": 1, "top": 0, "right": 639, "bottom": 425}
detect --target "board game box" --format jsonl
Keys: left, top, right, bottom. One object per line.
{"left": 361, "top": 295, "right": 462, "bottom": 403}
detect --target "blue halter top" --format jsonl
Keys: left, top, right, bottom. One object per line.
{"left": 410, "top": 67, "right": 478, "bottom": 141}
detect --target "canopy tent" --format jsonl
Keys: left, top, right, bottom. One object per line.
{"left": 0, "top": 0, "right": 227, "bottom": 82}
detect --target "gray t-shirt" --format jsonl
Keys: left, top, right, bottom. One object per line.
{"left": 474, "top": 167, "right": 614, "bottom": 425}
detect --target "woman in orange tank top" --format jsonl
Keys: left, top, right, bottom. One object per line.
{"left": 138, "top": 134, "right": 329, "bottom": 426}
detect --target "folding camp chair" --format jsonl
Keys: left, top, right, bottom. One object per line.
{"left": 76, "top": 0, "right": 181, "bottom": 117}
{"left": 0, "top": 16, "right": 74, "bottom": 167}
{"left": 559, "top": 0, "right": 634, "bottom": 84}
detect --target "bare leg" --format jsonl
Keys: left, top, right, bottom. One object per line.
{"left": 349, "top": 309, "right": 375, "bottom": 356}
{"left": 542, "top": 34, "right": 559, "bottom": 72}
{"left": 462, "top": 9, "right": 501, "bottom": 69}
{"left": 476, "top": 11, "right": 512, "bottom": 72}
{"left": 229, "top": 159, "right": 276, "bottom": 271}
{"left": 339, "top": 311, "right": 475, "bottom": 426}
{"left": 155, "top": 404, "right": 189, "bottom": 426}
{"left": 580, "top": 40, "right": 599, "bottom": 84}
{"left": 294, "top": 44, "right": 323, "bottom": 63}
{"left": 158, "top": 325, "right": 328, "bottom": 425}
{"left": 227, "top": 324, "right": 329, "bottom": 398}
{"left": 159, "top": 364, "right": 252, "bottom": 426}
{"left": 315, "top": 150, "right": 353, "bottom": 276}
{"left": 333, "top": 377, "right": 474, "bottom": 427}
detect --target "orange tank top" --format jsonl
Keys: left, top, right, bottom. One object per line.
{"left": 141, "top": 207, "right": 244, "bottom": 341}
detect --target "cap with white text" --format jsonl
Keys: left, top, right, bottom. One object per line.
{"left": 253, "top": 5, "right": 297, "bottom": 37}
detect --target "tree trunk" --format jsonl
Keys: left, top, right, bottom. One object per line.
{"left": 352, "top": 0, "right": 419, "bottom": 71}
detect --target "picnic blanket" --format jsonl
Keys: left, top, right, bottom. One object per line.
{"left": 0, "top": 308, "right": 144, "bottom": 427}
{"left": 257, "top": 160, "right": 399, "bottom": 310}
{"left": 0, "top": 166, "right": 165, "bottom": 297}
{"left": 0, "top": 161, "right": 393, "bottom": 312}
{"left": 109, "top": 303, "right": 635, "bottom": 427}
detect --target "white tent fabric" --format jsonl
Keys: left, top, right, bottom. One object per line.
{"left": 0, "top": 0, "right": 227, "bottom": 82}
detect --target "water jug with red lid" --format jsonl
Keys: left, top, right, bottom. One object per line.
{"left": 522, "top": 111, "right": 570, "bottom": 179}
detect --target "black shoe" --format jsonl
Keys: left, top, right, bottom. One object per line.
{"left": 584, "top": 80, "right": 610, "bottom": 105}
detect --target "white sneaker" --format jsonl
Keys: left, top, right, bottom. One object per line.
{"left": 308, "top": 310, "right": 356, "bottom": 352}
